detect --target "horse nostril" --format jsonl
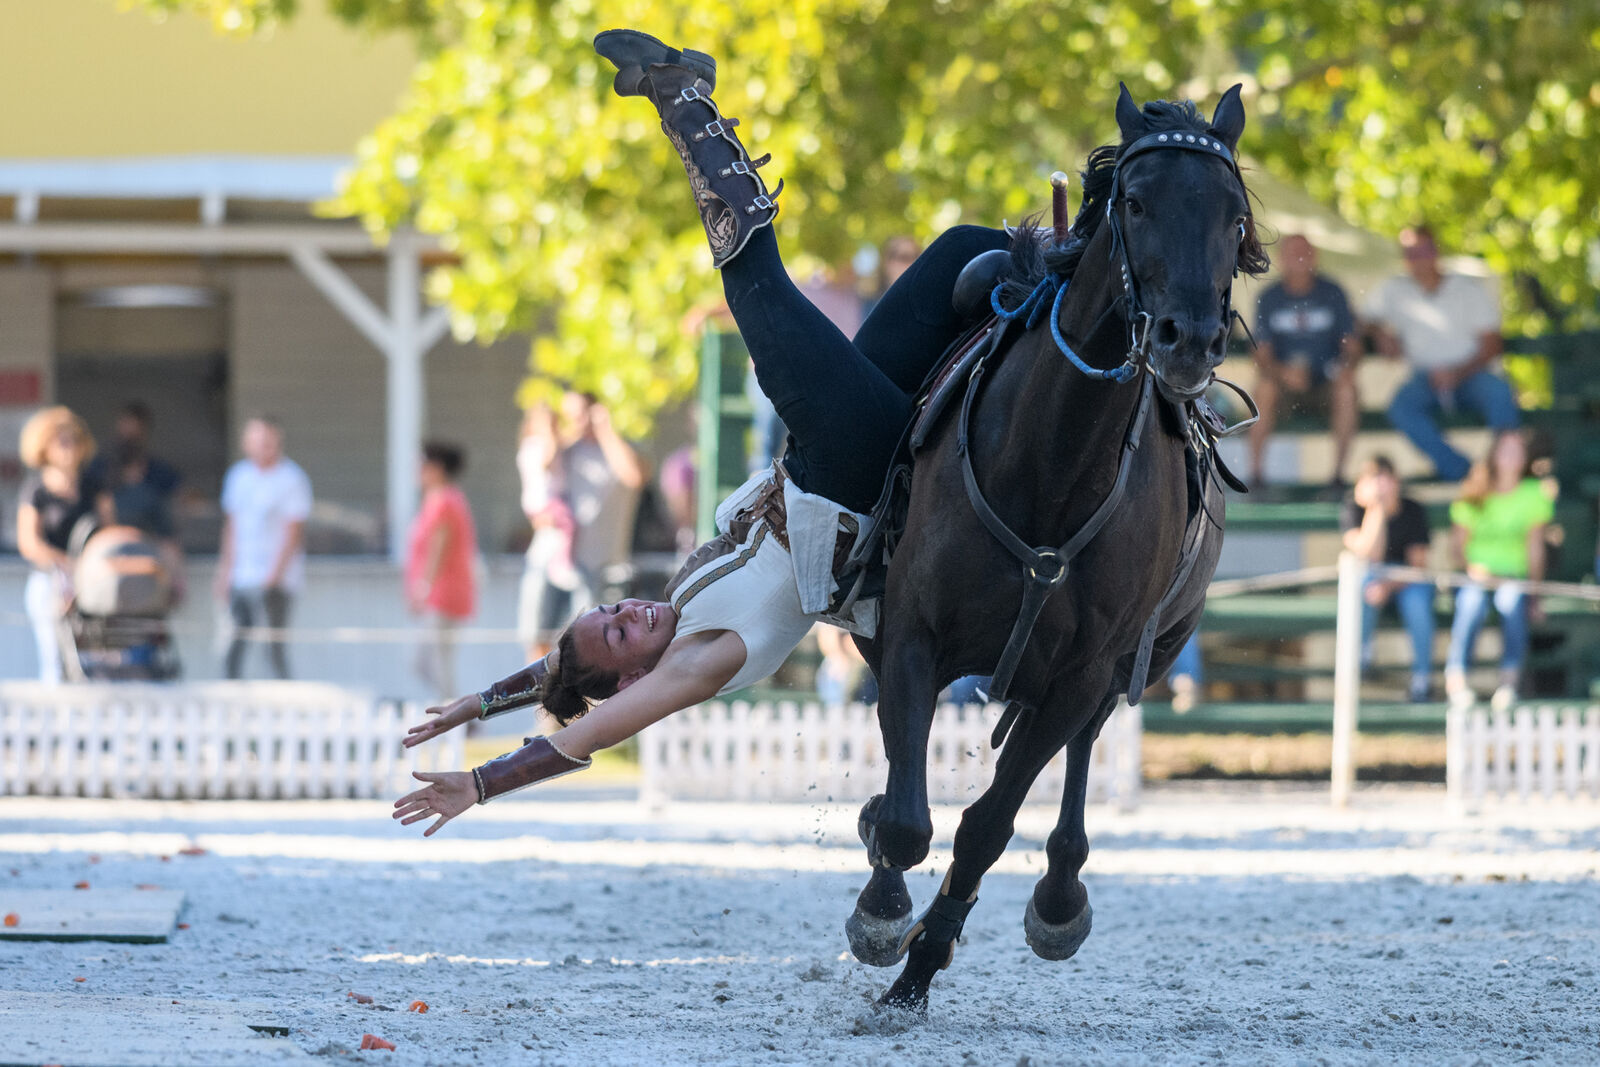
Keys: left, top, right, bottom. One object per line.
{"left": 1153, "top": 316, "right": 1186, "bottom": 348}
{"left": 1207, "top": 324, "right": 1229, "bottom": 362}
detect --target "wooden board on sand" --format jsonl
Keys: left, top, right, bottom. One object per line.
{"left": 0, "top": 993, "right": 309, "bottom": 1066}
{"left": 0, "top": 889, "right": 184, "bottom": 943}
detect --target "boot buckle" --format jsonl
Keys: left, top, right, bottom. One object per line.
{"left": 720, "top": 160, "right": 752, "bottom": 178}
{"left": 702, "top": 118, "right": 726, "bottom": 138}
{"left": 676, "top": 86, "right": 703, "bottom": 105}
{"left": 746, "top": 193, "right": 775, "bottom": 214}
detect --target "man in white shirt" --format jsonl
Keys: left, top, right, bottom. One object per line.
{"left": 1367, "top": 225, "right": 1519, "bottom": 480}
{"left": 215, "top": 416, "right": 313, "bottom": 678}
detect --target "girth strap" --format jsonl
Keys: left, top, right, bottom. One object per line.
{"left": 1125, "top": 471, "right": 1211, "bottom": 703}
{"left": 959, "top": 348, "right": 1156, "bottom": 705}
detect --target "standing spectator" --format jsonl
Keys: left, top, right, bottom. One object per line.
{"left": 516, "top": 402, "right": 579, "bottom": 662}
{"left": 216, "top": 416, "right": 312, "bottom": 679}
{"left": 559, "top": 389, "right": 646, "bottom": 600}
{"left": 516, "top": 393, "right": 644, "bottom": 660}
{"left": 862, "top": 235, "right": 921, "bottom": 318}
{"left": 1247, "top": 234, "right": 1361, "bottom": 490}
{"left": 88, "top": 402, "right": 185, "bottom": 601}
{"left": 16, "top": 407, "right": 112, "bottom": 682}
{"left": 406, "top": 442, "right": 478, "bottom": 700}
{"left": 1341, "top": 455, "right": 1436, "bottom": 702}
{"left": 1445, "top": 429, "right": 1555, "bottom": 710}
{"left": 1367, "top": 225, "right": 1518, "bottom": 481}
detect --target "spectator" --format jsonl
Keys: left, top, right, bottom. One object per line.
{"left": 216, "top": 416, "right": 312, "bottom": 679}
{"left": 862, "top": 235, "right": 921, "bottom": 318}
{"left": 1445, "top": 429, "right": 1555, "bottom": 710}
{"left": 815, "top": 623, "right": 876, "bottom": 706}
{"left": 1341, "top": 455, "right": 1435, "bottom": 702}
{"left": 406, "top": 442, "right": 478, "bottom": 700}
{"left": 518, "top": 393, "right": 644, "bottom": 659}
{"left": 1167, "top": 632, "right": 1203, "bottom": 713}
{"left": 515, "top": 403, "right": 579, "bottom": 661}
{"left": 1367, "top": 225, "right": 1518, "bottom": 481}
{"left": 87, "top": 402, "right": 185, "bottom": 601}
{"left": 659, "top": 443, "right": 698, "bottom": 553}
{"left": 1247, "top": 234, "right": 1360, "bottom": 489}
{"left": 15, "top": 407, "right": 112, "bottom": 683}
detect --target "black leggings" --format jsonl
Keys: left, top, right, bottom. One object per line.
{"left": 720, "top": 224, "right": 1008, "bottom": 513}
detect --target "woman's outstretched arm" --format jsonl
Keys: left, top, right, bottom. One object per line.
{"left": 393, "top": 629, "right": 746, "bottom": 836}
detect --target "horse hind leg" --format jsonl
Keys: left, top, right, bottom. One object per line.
{"left": 1024, "top": 694, "right": 1115, "bottom": 961}
{"left": 845, "top": 797, "right": 915, "bottom": 966}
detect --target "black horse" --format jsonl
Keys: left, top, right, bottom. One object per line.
{"left": 846, "top": 84, "right": 1269, "bottom": 1009}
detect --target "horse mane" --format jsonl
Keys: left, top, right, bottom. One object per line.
{"left": 999, "top": 97, "right": 1270, "bottom": 305}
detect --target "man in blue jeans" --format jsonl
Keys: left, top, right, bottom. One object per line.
{"left": 1341, "top": 455, "right": 1435, "bottom": 702}
{"left": 1366, "top": 225, "right": 1518, "bottom": 481}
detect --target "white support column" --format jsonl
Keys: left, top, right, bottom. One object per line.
{"left": 386, "top": 229, "right": 425, "bottom": 563}
{"left": 1330, "top": 550, "right": 1366, "bottom": 807}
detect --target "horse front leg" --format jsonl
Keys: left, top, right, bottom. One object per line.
{"left": 861, "top": 619, "right": 939, "bottom": 873}
{"left": 1025, "top": 691, "right": 1117, "bottom": 960}
{"left": 878, "top": 697, "right": 1075, "bottom": 1011}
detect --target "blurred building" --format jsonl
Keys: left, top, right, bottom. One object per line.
{"left": 0, "top": 1, "right": 530, "bottom": 558}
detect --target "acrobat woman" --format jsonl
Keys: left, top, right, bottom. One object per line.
{"left": 395, "top": 29, "right": 1008, "bottom": 835}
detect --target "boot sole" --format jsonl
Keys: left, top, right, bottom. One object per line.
{"left": 593, "top": 29, "right": 716, "bottom": 93}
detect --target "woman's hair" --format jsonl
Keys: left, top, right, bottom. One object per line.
{"left": 542, "top": 623, "right": 622, "bottom": 726}
{"left": 1457, "top": 428, "right": 1533, "bottom": 509}
{"left": 19, "top": 406, "right": 95, "bottom": 471}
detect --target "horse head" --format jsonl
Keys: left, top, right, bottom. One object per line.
{"left": 1107, "top": 83, "right": 1265, "bottom": 400}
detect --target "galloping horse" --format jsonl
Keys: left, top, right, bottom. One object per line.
{"left": 847, "top": 84, "right": 1269, "bottom": 1009}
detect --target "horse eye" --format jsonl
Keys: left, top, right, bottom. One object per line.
{"left": 1126, "top": 198, "right": 1144, "bottom": 218}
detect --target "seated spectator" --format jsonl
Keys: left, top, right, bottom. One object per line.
{"left": 1248, "top": 235, "right": 1360, "bottom": 490}
{"left": 1445, "top": 429, "right": 1555, "bottom": 710}
{"left": 815, "top": 623, "right": 877, "bottom": 706}
{"left": 1367, "top": 225, "right": 1518, "bottom": 481}
{"left": 1341, "top": 456, "right": 1435, "bottom": 702}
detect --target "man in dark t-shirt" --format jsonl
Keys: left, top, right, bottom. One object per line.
{"left": 1249, "top": 235, "right": 1361, "bottom": 489}
{"left": 1340, "top": 455, "right": 1434, "bottom": 701}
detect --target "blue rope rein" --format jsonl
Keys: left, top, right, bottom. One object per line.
{"left": 990, "top": 276, "right": 1140, "bottom": 384}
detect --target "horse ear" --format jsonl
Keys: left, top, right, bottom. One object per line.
{"left": 1209, "top": 83, "right": 1246, "bottom": 152}
{"left": 1115, "top": 82, "right": 1146, "bottom": 142}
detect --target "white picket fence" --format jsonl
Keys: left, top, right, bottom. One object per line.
{"left": 1446, "top": 703, "right": 1600, "bottom": 806}
{"left": 639, "top": 699, "right": 1141, "bottom": 810}
{"left": 0, "top": 681, "right": 462, "bottom": 800}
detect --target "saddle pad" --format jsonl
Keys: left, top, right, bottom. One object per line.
{"left": 909, "top": 317, "right": 999, "bottom": 452}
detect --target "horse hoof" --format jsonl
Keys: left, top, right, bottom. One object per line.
{"left": 846, "top": 907, "right": 914, "bottom": 968}
{"left": 1023, "top": 896, "right": 1093, "bottom": 961}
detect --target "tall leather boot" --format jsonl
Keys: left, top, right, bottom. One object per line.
{"left": 596, "top": 29, "right": 782, "bottom": 268}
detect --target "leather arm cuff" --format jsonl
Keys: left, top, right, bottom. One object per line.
{"left": 478, "top": 656, "right": 550, "bottom": 720}
{"left": 473, "top": 735, "right": 591, "bottom": 803}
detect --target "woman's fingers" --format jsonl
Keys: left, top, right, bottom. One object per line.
{"left": 393, "top": 797, "right": 432, "bottom": 818}
{"left": 423, "top": 813, "right": 453, "bottom": 837}
{"left": 394, "top": 783, "right": 435, "bottom": 807}
{"left": 399, "top": 810, "right": 435, "bottom": 826}
{"left": 412, "top": 771, "right": 441, "bottom": 783}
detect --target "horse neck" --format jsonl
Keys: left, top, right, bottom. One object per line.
{"left": 996, "top": 236, "right": 1144, "bottom": 499}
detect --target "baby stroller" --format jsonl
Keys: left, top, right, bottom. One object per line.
{"left": 59, "top": 522, "right": 181, "bottom": 681}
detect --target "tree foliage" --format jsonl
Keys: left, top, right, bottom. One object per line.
{"left": 127, "top": 0, "right": 1599, "bottom": 432}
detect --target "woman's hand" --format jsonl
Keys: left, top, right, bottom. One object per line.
{"left": 402, "top": 694, "right": 479, "bottom": 749}
{"left": 393, "top": 771, "right": 477, "bottom": 836}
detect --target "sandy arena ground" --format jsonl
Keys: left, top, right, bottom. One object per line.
{"left": 2, "top": 781, "right": 1598, "bottom": 1065}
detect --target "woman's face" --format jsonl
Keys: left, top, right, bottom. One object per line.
{"left": 1492, "top": 432, "right": 1526, "bottom": 480}
{"left": 44, "top": 426, "right": 84, "bottom": 472}
{"left": 570, "top": 599, "right": 679, "bottom": 688}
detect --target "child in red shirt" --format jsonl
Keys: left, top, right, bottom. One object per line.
{"left": 406, "top": 442, "right": 478, "bottom": 697}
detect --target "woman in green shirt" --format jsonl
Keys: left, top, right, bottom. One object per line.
{"left": 1444, "top": 429, "right": 1555, "bottom": 708}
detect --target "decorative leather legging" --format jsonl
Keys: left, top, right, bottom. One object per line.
{"left": 720, "top": 224, "right": 1007, "bottom": 513}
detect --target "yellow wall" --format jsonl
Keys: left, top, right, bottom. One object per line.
{"left": 0, "top": 1, "right": 415, "bottom": 157}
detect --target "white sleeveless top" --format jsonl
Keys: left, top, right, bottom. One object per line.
{"left": 670, "top": 467, "right": 876, "bottom": 695}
